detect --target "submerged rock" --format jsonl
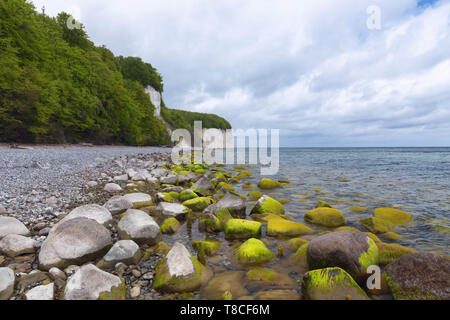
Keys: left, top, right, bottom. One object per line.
{"left": 315, "top": 200, "right": 334, "bottom": 208}
{"left": 373, "top": 208, "right": 412, "bottom": 224}
{"left": 267, "top": 219, "right": 314, "bottom": 237}
{"left": 255, "top": 289, "right": 301, "bottom": 300}
{"left": 302, "top": 267, "right": 369, "bottom": 300}
{"left": 236, "top": 238, "right": 274, "bottom": 266}
{"left": 385, "top": 253, "right": 450, "bottom": 300}
{"left": 307, "top": 231, "right": 379, "bottom": 282}
{"left": 153, "top": 242, "right": 212, "bottom": 293}
{"left": 304, "top": 208, "right": 345, "bottom": 227}
{"left": 117, "top": 209, "right": 161, "bottom": 245}
{"left": 0, "top": 216, "right": 29, "bottom": 239}
{"left": 61, "top": 204, "right": 113, "bottom": 226}
{"left": 64, "top": 264, "right": 126, "bottom": 300}
{"left": 224, "top": 219, "right": 262, "bottom": 240}
{"left": 192, "top": 240, "right": 221, "bottom": 256}
{"left": 360, "top": 217, "right": 395, "bottom": 234}
{"left": 250, "top": 195, "right": 285, "bottom": 215}
{"left": 201, "top": 271, "right": 249, "bottom": 300}
{"left": 257, "top": 178, "right": 282, "bottom": 189}
{"left": 39, "top": 217, "right": 112, "bottom": 270}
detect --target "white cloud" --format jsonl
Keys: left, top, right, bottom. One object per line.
{"left": 32, "top": 0, "right": 450, "bottom": 146}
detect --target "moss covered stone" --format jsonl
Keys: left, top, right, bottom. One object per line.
{"left": 290, "top": 243, "right": 309, "bottom": 271}
{"left": 349, "top": 206, "right": 368, "bottom": 213}
{"left": 360, "top": 217, "right": 395, "bottom": 234}
{"left": 182, "top": 197, "right": 214, "bottom": 212}
{"left": 236, "top": 238, "right": 274, "bottom": 265}
{"left": 152, "top": 242, "right": 171, "bottom": 255}
{"left": 224, "top": 219, "right": 262, "bottom": 240}
{"left": 373, "top": 208, "right": 412, "bottom": 224}
{"left": 335, "top": 226, "right": 360, "bottom": 232}
{"left": 248, "top": 191, "right": 263, "bottom": 200}
{"left": 257, "top": 178, "right": 282, "bottom": 189}
{"left": 364, "top": 232, "right": 381, "bottom": 243}
{"left": 217, "top": 182, "right": 235, "bottom": 192}
{"left": 304, "top": 208, "right": 345, "bottom": 227}
{"left": 192, "top": 240, "right": 221, "bottom": 256}
{"left": 278, "top": 199, "right": 291, "bottom": 204}
{"left": 160, "top": 218, "right": 181, "bottom": 234}
{"left": 287, "top": 238, "right": 309, "bottom": 251}
{"left": 383, "top": 231, "right": 402, "bottom": 241}
{"left": 179, "top": 189, "right": 199, "bottom": 202}
{"left": 302, "top": 267, "right": 369, "bottom": 300}
{"left": 246, "top": 267, "right": 278, "bottom": 281}
{"left": 221, "top": 291, "right": 233, "bottom": 300}
{"left": 250, "top": 195, "right": 285, "bottom": 215}
{"left": 267, "top": 219, "right": 314, "bottom": 237}
{"left": 315, "top": 200, "right": 333, "bottom": 208}
{"left": 377, "top": 242, "right": 418, "bottom": 265}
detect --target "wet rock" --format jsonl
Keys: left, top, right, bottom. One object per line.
{"left": 251, "top": 195, "right": 285, "bottom": 215}
{"left": 61, "top": 204, "right": 113, "bottom": 226}
{"left": 307, "top": 231, "right": 379, "bottom": 281}
{"left": 0, "top": 267, "right": 15, "bottom": 300}
{"left": 25, "top": 283, "right": 54, "bottom": 300}
{"left": 155, "top": 202, "right": 190, "bottom": 220}
{"left": 104, "top": 195, "right": 133, "bottom": 215}
{"left": 64, "top": 264, "right": 126, "bottom": 300}
{"left": 201, "top": 271, "right": 249, "bottom": 300}
{"left": 0, "top": 234, "right": 36, "bottom": 257}
{"left": 18, "top": 271, "right": 49, "bottom": 291}
{"left": 49, "top": 267, "right": 66, "bottom": 280}
{"left": 160, "top": 218, "right": 181, "bottom": 234}
{"left": 192, "top": 240, "right": 221, "bottom": 256}
{"left": 0, "top": 216, "right": 30, "bottom": 239}
{"left": 101, "top": 240, "right": 141, "bottom": 268}
{"left": 182, "top": 197, "right": 214, "bottom": 212}
{"left": 315, "top": 200, "right": 334, "bottom": 208}
{"left": 215, "top": 193, "right": 246, "bottom": 218}
{"left": 304, "top": 208, "right": 345, "bottom": 227}
{"left": 267, "top": 219, "right": 314, "bottom": 237}
{"left": 385, "top": 253, "right": 450, "bottom": 300}
{"left": 236, "top": 238, "right": 274, "bottom": 266}
{"left": 373, "top": 208, "right": 412, "bottom": 224}
{"left": 224, "top": 219, "right": 262, "bottom": 240}
{"left": 360, "top": 217, "right": 395, "bottom": 234}
{"left": 192, "top": 176, "right": 215, "bottom": 196}
{"left": 377, "top": 242, "right": 419, "bottom": 265}
{"left": 256, "top": 289, "right": 301, "bottom": 300}
{"left": 302, "top": 267, "right": 369, "bottom": 300}
{"left": 257, "top": 178, "right": 282, "bottom": 189}
{"left": 39, "top": 217, "right": 112, "bottom": 270}
{"left": 117, "top": 209, "right": 161, "bottom": 245}
{"left": 153, "top": 242, "right": 212, "bottom": 293}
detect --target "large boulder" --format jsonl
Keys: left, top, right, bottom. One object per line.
{"left": 251, "top": 195, "right": 285, "bottom": 215}
{"left": 118, "top": 209, "right": 161, "bottom": 245}
{"left": 155, "top": 202, "right": 190, "bottom": 220}
{"left": 302, "top": 267, "right": 369, "bottom": 300}
{"left": 0, "top": 216, "right": 29, "bottom": 239}
{"left": 192, "top": 176, "right": 215, "bottom": 196}
{"left": 39, "top": 217, "right": 112, "bottom": 270}
{"left": 61, "top": 204, "right": 113, "bottom": 226}
{"left": 307, "top": 231, "right": 379, "bottom": 282}
{"left": 304, "top": 208, "right": 345, "bottom": 227}
{"left": 0, "top": 267, "right": 15, "bottom": 300}
{"left": 101, "top": 240, "right": 141, "bottom": 269}
{"left": 64, "top": 264, "right": 126, "bottom": 300}
{"left": 0, "top": 234, "right": 36, "bottom": 257}
{"left": 122, "top": 193, "right": 152, "bottom": 208}
{"left": 385, "top": 253, "right": 450, "bottom": 300}
{"left": 153, "top": 242, "right": 212, "bottom": 292}
{"left": 215, "top": 193, "right": 246, "bottom": 218}
{"left": 103, "top": 195, "right": 133, "bottom": 215}
{"left": 224, "top": 219, "right": 262, "bottom": 240}
{"left": 236, "top": 238, "right": 274, "bottom": 266}
{"left": 25, "top": 283, "right": 54, "bottom": 300}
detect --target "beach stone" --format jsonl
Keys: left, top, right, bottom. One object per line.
{"left": 0, "top": 234, "right": 36, "bottom": 257}
{"left": 160, "top": 218, "right": 181, "bottom": 234}
{"left": 0, "top": 216, "right": 29, "bottom": 239}
{"left": 385, "top": 253, "right": 450, "bottom": 300}
{"left": 160, "top": 175, "right": 177, "bottom": 185}
{"left": 61, "top": 204, "right": 113, "bottom": 226}
{"left": 224, "top": 219, "right": 262, "bottom": 240}
{"left": 102, "top": 240, "right": 141, "bottom": 267}
{"left": 290, "top": 244, "right": 309, "bottom": 272}
{"left": 315, "top": 200, "right": 334, "bottom": 208}
{"left": 201, "top": 271, "right": 249, "bottom": 300}
{"left": 87, "top": 181, "right": 98, "bottom": 188}
{"left": 17, "top": 271, "right": 49, "bottom": 290}
{"left": 64, "top": 264, "right": 126, "bottom": 300}
{"left": 131, "top": 169, "right": 152, "bottom": 181}
{"left": 192, "top": 176, "right": 215, "bottom": 195}
{"left": 151, "top": 168, "right": 168, "bottom": 178}
{"left": 104, "top": 183, "right": 122, "bottom": 192}
{"left": 49, "top": 267, "right": 66, "bottom": 280}
{"left": 117, "top": 209, "right": 161, "bottom": 245}
{"left": 104, "top": 195, "right": 133, "bottom": 215}
{"left": 153, "top": 242, "right": 212, "bottom": 293}
{"left": 39, "top": 217, "right": 112, "bottom": 270}
{"left": 25, "top": 283, "right": 54, "bottom": 300}
{"left": 236, "top": 238, "right": 274, "bottom": 266}
{"left": 360, "top": 217, "right": 395, "bottom": 234}
{"left": 155, "top": 202, "right": 190, "bottom": 220}
{"left": 304, "top": 208, "right": 345, "bottom": 227}
{"left": 267, "top": 218, "right": 314, "bottom": 237}
{"left": 162, "top": 186, "right": 184, "bottom": 193}
{"left": 256, "top": 289, "right": 301, "bottom": 300}
{"left": 177, "top": 172, "right": 199, "bottom": 184}
{"left": 0, "top": 206, "right": 7, "bottom": 214}
{"left": 215, "top": 193, "right": 246, "bottom": 218}
{"left": 130, "top": 286, "right": 141, "bottom": 298}
{"left": 179, "top": 189, "right": 199, "bottom": 201}
{"left": 302, "top": 267, "right": 369, "bottom": 300}
{"left": 113, "top": 174, "right": 129, "bottom": 182}
{"left": 182, "top": 197, "right": 214, "bottom": 212}
{"left": 123, "top": 193, "right": 152, "bottom": 208}
{"left": 373, "top": 208, "right": 412, "bottom": 224}
{"left": 248, "top": 191, "right": 263, "bottom": 200}
{"left": 286, "top": 238, "right": 309, "bottom": 251}
{"left": 307, "top": 231, "right": 379, "bottom": 281}
{"left": 257, "top": 178, "right": 282, "bottom": 189}
{"left": 251, "top": 195, "right": 285, "bottom": 215}
{"left": 0, "top": 267, "right": 15, "bottom": 300}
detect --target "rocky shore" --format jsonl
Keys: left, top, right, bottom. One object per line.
{"left": 0, "top": 146, "right": 449, "bottom": 300}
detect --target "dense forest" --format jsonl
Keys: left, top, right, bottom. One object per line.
{"left": 0, "top": 0, "right": 231, "bottom": 146}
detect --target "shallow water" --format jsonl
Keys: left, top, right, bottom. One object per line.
{"left": 161, "top": 147, "right": 449, "bottom": 299}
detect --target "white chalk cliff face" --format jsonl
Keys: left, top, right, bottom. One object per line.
{"left": 145, "top": 85, "right": 161, "bottom": 117}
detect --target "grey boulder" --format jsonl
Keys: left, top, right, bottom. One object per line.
{"left": 117, "top": 209, "right": 161, "bottom": 245}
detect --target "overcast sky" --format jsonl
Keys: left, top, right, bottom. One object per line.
{"left": 31, "top": 0, "right": 449, "bottom": 147}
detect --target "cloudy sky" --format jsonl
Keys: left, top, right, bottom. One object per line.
{"left": 31, "top": 0, "right": 449, "bottom": 147}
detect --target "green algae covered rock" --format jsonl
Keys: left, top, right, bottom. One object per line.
{"left": 364, "top": 232, "right": 381, "bottom": 243}
{"left": 383, "top": 231, "right": 402, "bottom": 241}
{"left": 349, "top": 206, "right": 368, "bottom": 213}
{"left": 315, "top": 200, "right": 333, "bottom": 209}
{"left": 248, "top": 191, "right": 263, "bottom": 200}
{"left": 377, "top": 242, "right": 418, "bottom": 265}
{"left": 236, "top": 238, "right": 274, "bottom": 265}
{"left": 302, "top": 267, "right": 369, "bottom": 300}
{"left": 267, "top": 219, "right": 314, "bottom": 237}
{"left": 224, "top": 219, "right": 262, "bottom": 240}
{"left": 373, "top": 208, "right": 412, "bottom": 224}
{"left": 290, "top": 243, "right": 309, "bottom": 271}
{"left": 246, "top": 267, "right": 278, "bottom": 281}
{"left": 152, "top": 242, "right": 171, "bottom": 255}
{"left": 250, "top": 195, "right": 285, "bottom": 215}
{"left": 160, "top": 218, "right": 181, "bottom": 234}
{"left": 179, "top": 189, "right": 199, "bottom": 202}
{"left": 153, "top": 242, "right": 212, "bottom": 293}
{"left": 360, "top": 217, "right": 395, "bottom": 234}
{"left": 217, "top": 182, "right": 235, "bottom": 192}
{"left": 257, "top": 178, "right": 282, "bottom": 189}
{"left": 201, "top": 271, "right": 249, "bottom": 300}
{"left": 287, "top": 238, "right": 309, "bottom": 251}
{"left": 192, "top": 240, "right": 221, "bottom": 256}
{"left": 307, "top": 231, "right": 379, "bottom": 282}
{"left": 182, "top": 197, "right": 214, "bottom": 212}
{"left": 335, "top": 226, "right": 360, "bottom": 232}
{"left": 221, "top": 291, "right": 233, "bottom": 300}
{"left": 304, "top": 208, "right": 345, "bottom": 227}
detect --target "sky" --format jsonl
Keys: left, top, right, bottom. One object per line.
{"left": 31, "top": 0, "right": 450, "bottom": 147}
